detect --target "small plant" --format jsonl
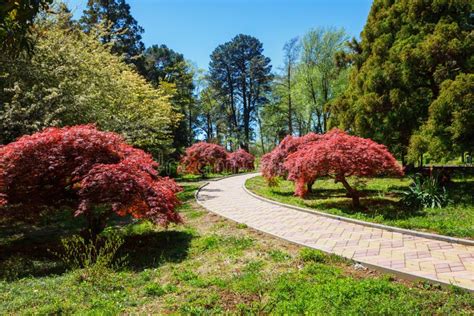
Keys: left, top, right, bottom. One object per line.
{"left": 51, "top": 230, "right": 127, "bottom": 270}
{"left": 268, "top": 250, "right": 291, "bottom": 262}
{"left": 299, "top": 248, "right": 326, "bottom": 263}
{"left": 144, "top": 283, "right": 166, "bottom": 297}
{"left": 401, "top": 174, "right": 449, "bottom": 209}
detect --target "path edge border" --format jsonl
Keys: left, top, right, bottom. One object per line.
{"left": 241, "top": 174, "right": 474, "bottom": 246}
{"left": 194, "top": 178, "right": 472, "bottom": 292}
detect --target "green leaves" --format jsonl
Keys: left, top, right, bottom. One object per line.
{"left": 0, "top": 15, "right": 177, "bottom": 155}
{"left": 330, "top": 0, "right": 473, "bottom": 162}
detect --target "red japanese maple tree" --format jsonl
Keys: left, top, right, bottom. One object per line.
{"left": 284, "top": 129, "right": 403, "bottom": 207}
{"left": 180, "top": 142, "right": 228, "bottom": 175}
{"left": 228, "top": 149, "right": 255, "bottom": 173}
{"left": 260, "top": 133, "right": 322, "bottom": 187}
{"left": 0, "top": 125, "right": 182, "bottom": 236}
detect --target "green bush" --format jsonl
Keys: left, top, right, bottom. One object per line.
{"left": 50, "top": 231, "right": 126, "bottom": 270}
{"left": 401, "top": 174, "right": 449, "bottom": 209}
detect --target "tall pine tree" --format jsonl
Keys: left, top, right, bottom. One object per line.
{"left": 142, "top": 44, "right": 196, "bottom": 152}
{"left": 209, "top": 34, "right": 273, "bottom": 151}
{"left": 80, "top": 0, "right": 145, "bottom": 66}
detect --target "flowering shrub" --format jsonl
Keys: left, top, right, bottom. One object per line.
{"left": 285, "top": 129, "right": 403, "bottom": 207}
{"left": 260, "top": 133, "right": 322, "bottom": 186}
{"left": 228, "top": 149, "right": 255, "bottom": 173}
{"left": 0, "top": 125, "right": 182, "bottom": 235}
{"left": 180, "top": 142, "right": 228, "bottom": 175}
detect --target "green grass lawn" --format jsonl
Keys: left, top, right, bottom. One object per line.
{"left": 246, "top": 175, "right": 474, "bottom": 239}
{"left": 0, "top": 182, "right": 473, "bottom": 314}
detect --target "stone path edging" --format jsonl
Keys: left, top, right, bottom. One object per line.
{"left": 242, "top": 175, "right": 474, "bottom": 246}
{"left": 195, "top": 173, "right": 474, "bottom": 291}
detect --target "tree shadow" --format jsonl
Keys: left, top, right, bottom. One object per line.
{"left": 315, "top": 198, "right": 425, "bottom": 220}
{"left": 0, "top": 220, "right": 193, "bottom": 280}
{"left": 0, "top": 231, "right": 70, "bottom": 279}
{"left": 447, "top": 178, "right": 474, "bottom": 205}
{"left": 120, "top": 230, "right": 193, "bottom": 271}
{"left": 270, "top": 187, "right": 425, "bottom": 221}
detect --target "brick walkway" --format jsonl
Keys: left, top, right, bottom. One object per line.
{"left": 196, "top": 173, "right": 474, "bottom": 291}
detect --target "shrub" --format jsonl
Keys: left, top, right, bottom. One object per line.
{"left": 51, "top": 231, "right": 126, "bottom": 270}
{"left": 401, "top": 174, "right": 449, "bottom": 209}
{"left": 228, "top": 149, "right": 255, "bottom": 173}
{"left": 260, "top": 133, "right": 322, "bottom": 186}
{"left": 180, "top": 142, "right": 228, "bottom": 175}
{"left": 285, "top": 129, "right": 403, "bottom": 207}
{"left": 0, "top": 125, "right": 182, "bottom": 236}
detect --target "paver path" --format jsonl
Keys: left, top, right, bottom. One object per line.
{"left": 196, "top": 173, "right": 474, "bottom": 291}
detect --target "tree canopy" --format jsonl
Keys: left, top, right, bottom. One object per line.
{"left": 80, "top": 0, "right": 145, "bottom": 66}
{"left": 0, "top": 11, "right": 178, "bottom": 156}
{"left": 0, "top": 125, "right": 182, "bottom": 236}
{"left": 284, "top": 129, "right": 403, "bottom": 207}
{"left": 209, "top": 34, "right": 273, "bottom": 151}
{"left": 180, "top": 142, "right": 228, "bottom": 175}
{"left": 142, "top": 44, "right": 196, "bottom": 151}
{"left": 329, "top": 0, "right": 473, "bottom": 164}
{"left": 408, "top": 73, "right": 474, "bottom": 162}
{"left": 0, "top": 0, "right": 52, "bottom": 55}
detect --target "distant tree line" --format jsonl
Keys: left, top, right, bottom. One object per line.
{"left": 1, "top": 0, "right": 472, "bottom": 165}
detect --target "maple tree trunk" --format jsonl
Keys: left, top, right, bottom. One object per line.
{"left": 85, "top": 213, "right": 107, "bottom": 240}
{"left": 307, "top": 180, "right": 315, "bottom": 193}
{"left": 337, "top": 176, "right": 361, "bottom": 209}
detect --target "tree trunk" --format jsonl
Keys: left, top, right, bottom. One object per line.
{"left": 242, "top": 106, "right": 250, "bottom": 151}
{"left": 337, "top": 176, "right": 361, "bottom": 208}
{"left": 307, "top": 180, "right": 315, "bottom": 193}
{"left": 85, "top": 213, "right": 107, "bottom": 240}
{"left": 256, "top": 108, "right": 265, "bottom": 154}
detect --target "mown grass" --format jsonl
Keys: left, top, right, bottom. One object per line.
{"left": 0, "top": 182, "right": 473, "bottom": 314}
{"left": 246, "top": 175, "right": 474, "bottom": 238}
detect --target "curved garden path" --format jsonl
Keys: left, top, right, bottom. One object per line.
{"left": 196, "top": 173, "right": 474, "bottom": 291}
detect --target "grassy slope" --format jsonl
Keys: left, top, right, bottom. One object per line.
{"left": 246, "top": 176, "right": 474, "bottom": 238}
{"left": 0, "top": 182, "right": 472, "bottom": 314}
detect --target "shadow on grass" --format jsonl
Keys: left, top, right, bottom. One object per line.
{"left": 314, "top": 198, "right": 425, "bottom": 220}
{"left": 0, "top": 223, "right": 193, "bottom": 280}
{"left": 120, "top": 230, "right": 193, "bottom": 271}
{"left": 448, "top": 179, "right": 474, "bottom": 204}
{"left": 270, "top": 188, "right": 425, "bottom": 221}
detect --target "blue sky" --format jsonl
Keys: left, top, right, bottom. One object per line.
{"left": 67, "top": 0, "right": 373, "bottom": 70}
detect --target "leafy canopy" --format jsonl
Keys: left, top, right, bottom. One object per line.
{"left": 228, "top": 149, "right": 255, "bottom": 173}
{"left": 180, "top": 142, "right": 229, "bottom": 175}
{"left": 329, "top": 0, "right": 473, "bottom": 162}
{"left": 0, "top": 13, "right": 178, "bottom": 156}
{"left": 408, "top": 73, "right": 474, "bottom": 162}
{"left": 0, "top": 125, "right": 182, "bottom": 235}
{"left": 0, "top": 0, "right": 52, "bottom": 55}
{"left": 209, "top": 34, "right": 273, "bottom": 150}
{"left": 284, "top": 129, "right": 403, "bottom": 206}
{"left": 80, "top": 0, "right": 145, "bottom": 65}
{"left": 260, "top": 133, "right": 322, "bottom": 186}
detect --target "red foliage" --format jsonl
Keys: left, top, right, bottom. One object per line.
{"left": 260, "top": 133, "right": 322, "bottom": 185}
{"left": 180, "top": 142, "right": 228, "bottom": 175}
{"left": 284, "top": 129, "right": 404, "bottom": 207}
{"left": 0, "top": 125, "right": 182, "bottom": 234}
{"left": 228, "top": 149, "right": 255, "bottom": 173}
